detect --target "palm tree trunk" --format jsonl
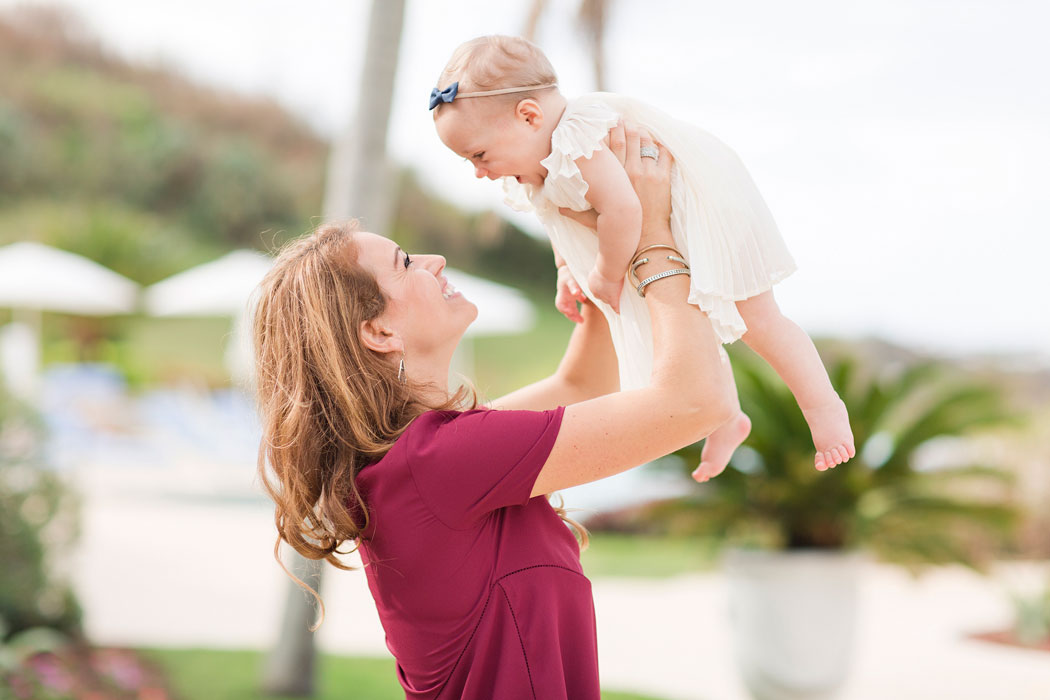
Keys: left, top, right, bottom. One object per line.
{"left": 522, "top": 0, "right": 549, "bottom": 41}
{"left": 261, "top": 554, "right": 324, "bottom": 695}
{"left": 261, "top": 0, "right": 405, "bottom": 695}
{"left": 577, "top": 0, "right": 608, "bottom": 91}
{"left": 323, "top": 0, "right": 405, "bottom": 229}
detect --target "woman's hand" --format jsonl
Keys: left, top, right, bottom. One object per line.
{"left": 559, "top": 121, "right": 674, "bottom": 248}
{"left": 618, "top": 125, "right": 674, "bottom": 247}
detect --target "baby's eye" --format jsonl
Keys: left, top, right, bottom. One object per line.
{"left": 403, "top": 253, "right": 412, "bottom": 269}
{"left": 472, "top": 152, "right": 485, "bottom": 161}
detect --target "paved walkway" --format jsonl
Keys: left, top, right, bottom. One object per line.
{"left": 72, "top": 490, "right": 1050, "bottom": 699}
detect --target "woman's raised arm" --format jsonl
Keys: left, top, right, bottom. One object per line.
{"left": 530, "top": 128, "right": 735, "bottom": 497}
{"left": 488, "top": 299, "right": 618, "bottom": 411}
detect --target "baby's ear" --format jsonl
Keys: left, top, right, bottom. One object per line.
{"left": 515, "top": 98, "right": 544, "bottom": 128}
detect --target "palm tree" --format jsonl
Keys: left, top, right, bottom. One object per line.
{"left": 261, "top": 0, "right": 405, "bottom": 695}
{"left": 634, "top": 347, "right": 1020, "bottom": 567}
{"left": 523, "top": 0, "right": 611, "bottom": 91}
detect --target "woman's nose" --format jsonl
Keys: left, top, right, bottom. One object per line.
{"left": 423, "top": 254, "right": 446, "bottom": 274}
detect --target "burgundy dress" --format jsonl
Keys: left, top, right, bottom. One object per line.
{"left": 356, "top": 407, "right": 599, "bottom": 699}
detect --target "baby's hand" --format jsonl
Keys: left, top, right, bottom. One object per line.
{"left": 555, "top": 265, "right": 587, "bottom": 323}
{"left": 587, "top": 268, "right": 624, "bottom": 313}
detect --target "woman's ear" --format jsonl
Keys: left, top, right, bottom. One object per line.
{"left": 515, "top": 98, "right": 544, "bottom": 129}
{"left": 359, "top": 317, "right": 404, "bottom": 355}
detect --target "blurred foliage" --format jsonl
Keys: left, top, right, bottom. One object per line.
{"left": 0, "top": 7, "right": 559, "bottom": 389}
{"left": 0, "top": 386, "right": 81, "bottom": 640}
{"left": 591, "top": 348, "right": 1023, "bottom": 569}
{"left": 1011, "top": 579, "right": 1050, "bottom": 646}
{"left": 0, "top": 8, "right": 325, "bottom": 262}
{"left": 0, "top": 200, "right": 224, "bottom": 286}
{"left": 0, "top": 628, "right": 172, "bottom": 700}
{"left": 0, "top": 8, "right": 556, "bottom": 288}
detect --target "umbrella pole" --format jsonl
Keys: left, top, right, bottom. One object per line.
{"left": 12, "top": 306, "right": 43, "bottom": 342}
{"left": 5, "top": 307, "right": 42, "bottom": 401}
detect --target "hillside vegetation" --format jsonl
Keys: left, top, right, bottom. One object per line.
{"left": 0, "top": 7, "right": 556, "bottom": 294}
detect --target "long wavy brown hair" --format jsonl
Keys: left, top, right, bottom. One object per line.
{"left": 252, "top": 220, "right": 586, "bottom": 627}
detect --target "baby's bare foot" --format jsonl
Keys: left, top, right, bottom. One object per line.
{"left": 692, "top": 412, "right": 751, "bottom": 483}
{"left": 801, "top": 397, "right": 855, "bottom": 471}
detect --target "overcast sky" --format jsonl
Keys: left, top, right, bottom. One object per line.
{"left": 4, "top": 0, "right": 1048, "bottom": 362}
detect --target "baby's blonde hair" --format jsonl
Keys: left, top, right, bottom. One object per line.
{"left": 434, "top": 35, "right": 558, "bottom": 114}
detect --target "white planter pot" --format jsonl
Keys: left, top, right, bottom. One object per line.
{"left": 726, "top": 549, "right": 862, "bottom": 700}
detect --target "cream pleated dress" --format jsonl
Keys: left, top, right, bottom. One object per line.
{"left": 503, "top": 92, "right": 797, "bottom": 391}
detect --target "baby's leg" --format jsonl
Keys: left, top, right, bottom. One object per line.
{"left": 736, "top": 291, "right": 855, "bottom": 471}
{"left": 693, "top": 344, "right": 751, "bottom": 483}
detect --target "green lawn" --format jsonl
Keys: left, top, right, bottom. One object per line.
{"left": 143, "top": 647, "right": 669, "bottom": 700}
{"left": 581, "top": 533, "right": 721, "bottom": 578}
{"left": 470, "top": 302, "right": 574, "bottom": 400}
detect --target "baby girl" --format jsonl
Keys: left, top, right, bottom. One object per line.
{"left": 431, "top": 35, "right": 854, "bottom": 475}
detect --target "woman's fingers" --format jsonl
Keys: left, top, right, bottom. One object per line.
{"left": 624, "top": 124, "right": 641, "bottom": 178}
{"left": 608, "top": 121, "right": 628, "bottom": 165}
{"left": 630, "top": 138, "right": 674, "bottom": 224}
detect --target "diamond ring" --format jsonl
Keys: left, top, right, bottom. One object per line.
{"left": 639, "top": 145, "right": 659, "bottom": 160}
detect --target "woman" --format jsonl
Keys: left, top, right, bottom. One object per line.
{"left": 252, "top": 127, "right": 734, "bottom": 699}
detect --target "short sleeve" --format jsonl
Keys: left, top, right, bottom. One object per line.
{"left": 540, "top": 99, "right": 621, "bottom": 211}
{"left": 405, "top": 407, "right": 565, "bottom": 530}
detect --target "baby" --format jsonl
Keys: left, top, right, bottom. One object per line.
{"left": 431, "top": 35, "right": 854, "bottom": 475}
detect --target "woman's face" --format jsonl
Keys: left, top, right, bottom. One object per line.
{"left": 351, "top": 232, "right": 478, "bottom": 357}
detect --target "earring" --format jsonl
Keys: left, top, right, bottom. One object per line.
{"left": 397, "top": 354, "right": 407, "bottom": 385}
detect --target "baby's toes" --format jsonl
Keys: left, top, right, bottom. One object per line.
{"left": 831, "top": 447, "right": 845, "bottom": 465}
{"left": 814, "top": 452, "right": 827, "bottom": 471}
{"left": 824, "top": 450, "right": 838, "bottom": 469}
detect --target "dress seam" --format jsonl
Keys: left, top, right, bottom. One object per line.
{"left": 497, "top": 582, "right": 537, "bottom": 700}
{"left": 435, "top": 564, "right": 587, "bottom": 699}
{"left": 496, "top": 563, "right": 587, "bottom": 584}
{"left": 434, "top": 585, "right": 493, "bottom": 700}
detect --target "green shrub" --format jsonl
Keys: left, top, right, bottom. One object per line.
{"left": 0, "top": 387, "right": 81, "bottom": 640}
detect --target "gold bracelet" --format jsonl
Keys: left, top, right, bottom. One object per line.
{"left": 628, "top": 244, "right": 689, "bottom": 288}
{"left": 630, "top": 244, "right": 684, "bottom": 270}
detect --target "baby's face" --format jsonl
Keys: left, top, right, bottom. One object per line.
{"left": 435, "top": 101, "right": 551, "bottom": 187}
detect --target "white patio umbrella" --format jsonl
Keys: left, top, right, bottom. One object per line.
{"left": 143, "top": 249, "right": 274, "bottom": 318}
{"left": 143, "top": 250, "right": 275, "bottom": 385}
{"left": 0, "top": 242, "right": 139, "bottom": 400}
{"left": 0, "top": 241, "right": 138, "bottom": 315}
{"left": 443, "top": 268, "right": 535, "bottom": 381}
{"left": 143, "top": 251, "right": 535, "bottom": 384}
{"left": 445, "top": 268, "right": 535, "bottom": 338}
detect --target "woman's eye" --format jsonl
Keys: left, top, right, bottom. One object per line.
{"left": 403, "top": 254, "right": 412, "bottom": 269}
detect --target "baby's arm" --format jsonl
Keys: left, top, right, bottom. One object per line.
{"left": 576, "top": 147, "right": 643, "bottom": 313}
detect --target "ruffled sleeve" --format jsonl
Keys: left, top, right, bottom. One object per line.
{"left": 502, "top": 177, "right": 536, "bottom": 213}
{"left": 540, "top": 98, "right": 622, "bottom": 211}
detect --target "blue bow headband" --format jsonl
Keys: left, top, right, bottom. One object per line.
{"left": 428, "top": 81, "right": 558, "bottom": 110}
{"left": 429, "top": 82, "right": 459, "bottom": 110}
